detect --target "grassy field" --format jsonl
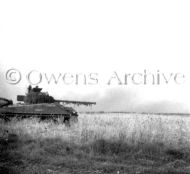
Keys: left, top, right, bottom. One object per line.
{"left": 1, "top": 113, "right": 190, "bottom": 174}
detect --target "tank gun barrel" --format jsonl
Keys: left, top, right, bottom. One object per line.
{"left": 55, "top": 100, "right": 96, "bottom": 106}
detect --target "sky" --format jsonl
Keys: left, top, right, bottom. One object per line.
{"left": 0, "top": 1, "right": 190, "bottom": 113}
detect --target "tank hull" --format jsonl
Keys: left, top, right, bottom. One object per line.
{"left": 0, "top": 103, "right": 78, "bottom": 123}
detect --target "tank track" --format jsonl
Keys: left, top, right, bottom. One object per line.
{"left": 0, "top": 112, "right": 72, "bottom": 124}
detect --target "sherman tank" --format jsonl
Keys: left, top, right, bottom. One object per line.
{"left": 0, "top": 86, "right": 96, "bottom": 123}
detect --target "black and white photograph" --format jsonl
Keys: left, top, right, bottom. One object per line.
{"left": 0, "top": 1, "right": 190, "bottom": 173}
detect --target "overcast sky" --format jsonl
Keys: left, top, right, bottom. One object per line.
{"left": 0, "top": 1, "right": 190, "bottom": 113}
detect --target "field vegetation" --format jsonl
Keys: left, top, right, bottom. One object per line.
{"left": 1, "top": 113, "right": 190, "bottom": 174}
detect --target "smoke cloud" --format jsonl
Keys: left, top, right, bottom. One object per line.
{"left": 77, "top": 88, "right": 189, "bottom": 113}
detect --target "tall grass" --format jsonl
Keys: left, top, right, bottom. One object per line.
{"left": 1, "top": 113, "right": 190, "bottom": 173}
{"left": 1, "top": 113, "right": 190, "bottom": 148}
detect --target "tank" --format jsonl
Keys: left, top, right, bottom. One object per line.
{"left": 0, "top": 86, "right": 96, "bottom": 124}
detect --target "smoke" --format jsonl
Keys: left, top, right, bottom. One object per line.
{"left": 92, "top": 88, "right": 139, "bottom": 112}
{"left": 78, "top": 88, "right": 189, "bottom": 113}
{"left": 137, "top": 101, "right": 189, "bottom": 114}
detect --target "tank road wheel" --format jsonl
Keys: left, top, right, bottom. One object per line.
{"left": 63, "top": 115, "right": 70, "bottom": 126}
{"left": 57, "top": 116, "right": 64, "bottom": 124}
{"left": 65, "top": 120, "right": 70, "bottom": 127}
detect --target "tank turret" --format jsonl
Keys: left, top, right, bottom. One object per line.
{"left": 24, "top": 85, "right": 54, "bottom": 104}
